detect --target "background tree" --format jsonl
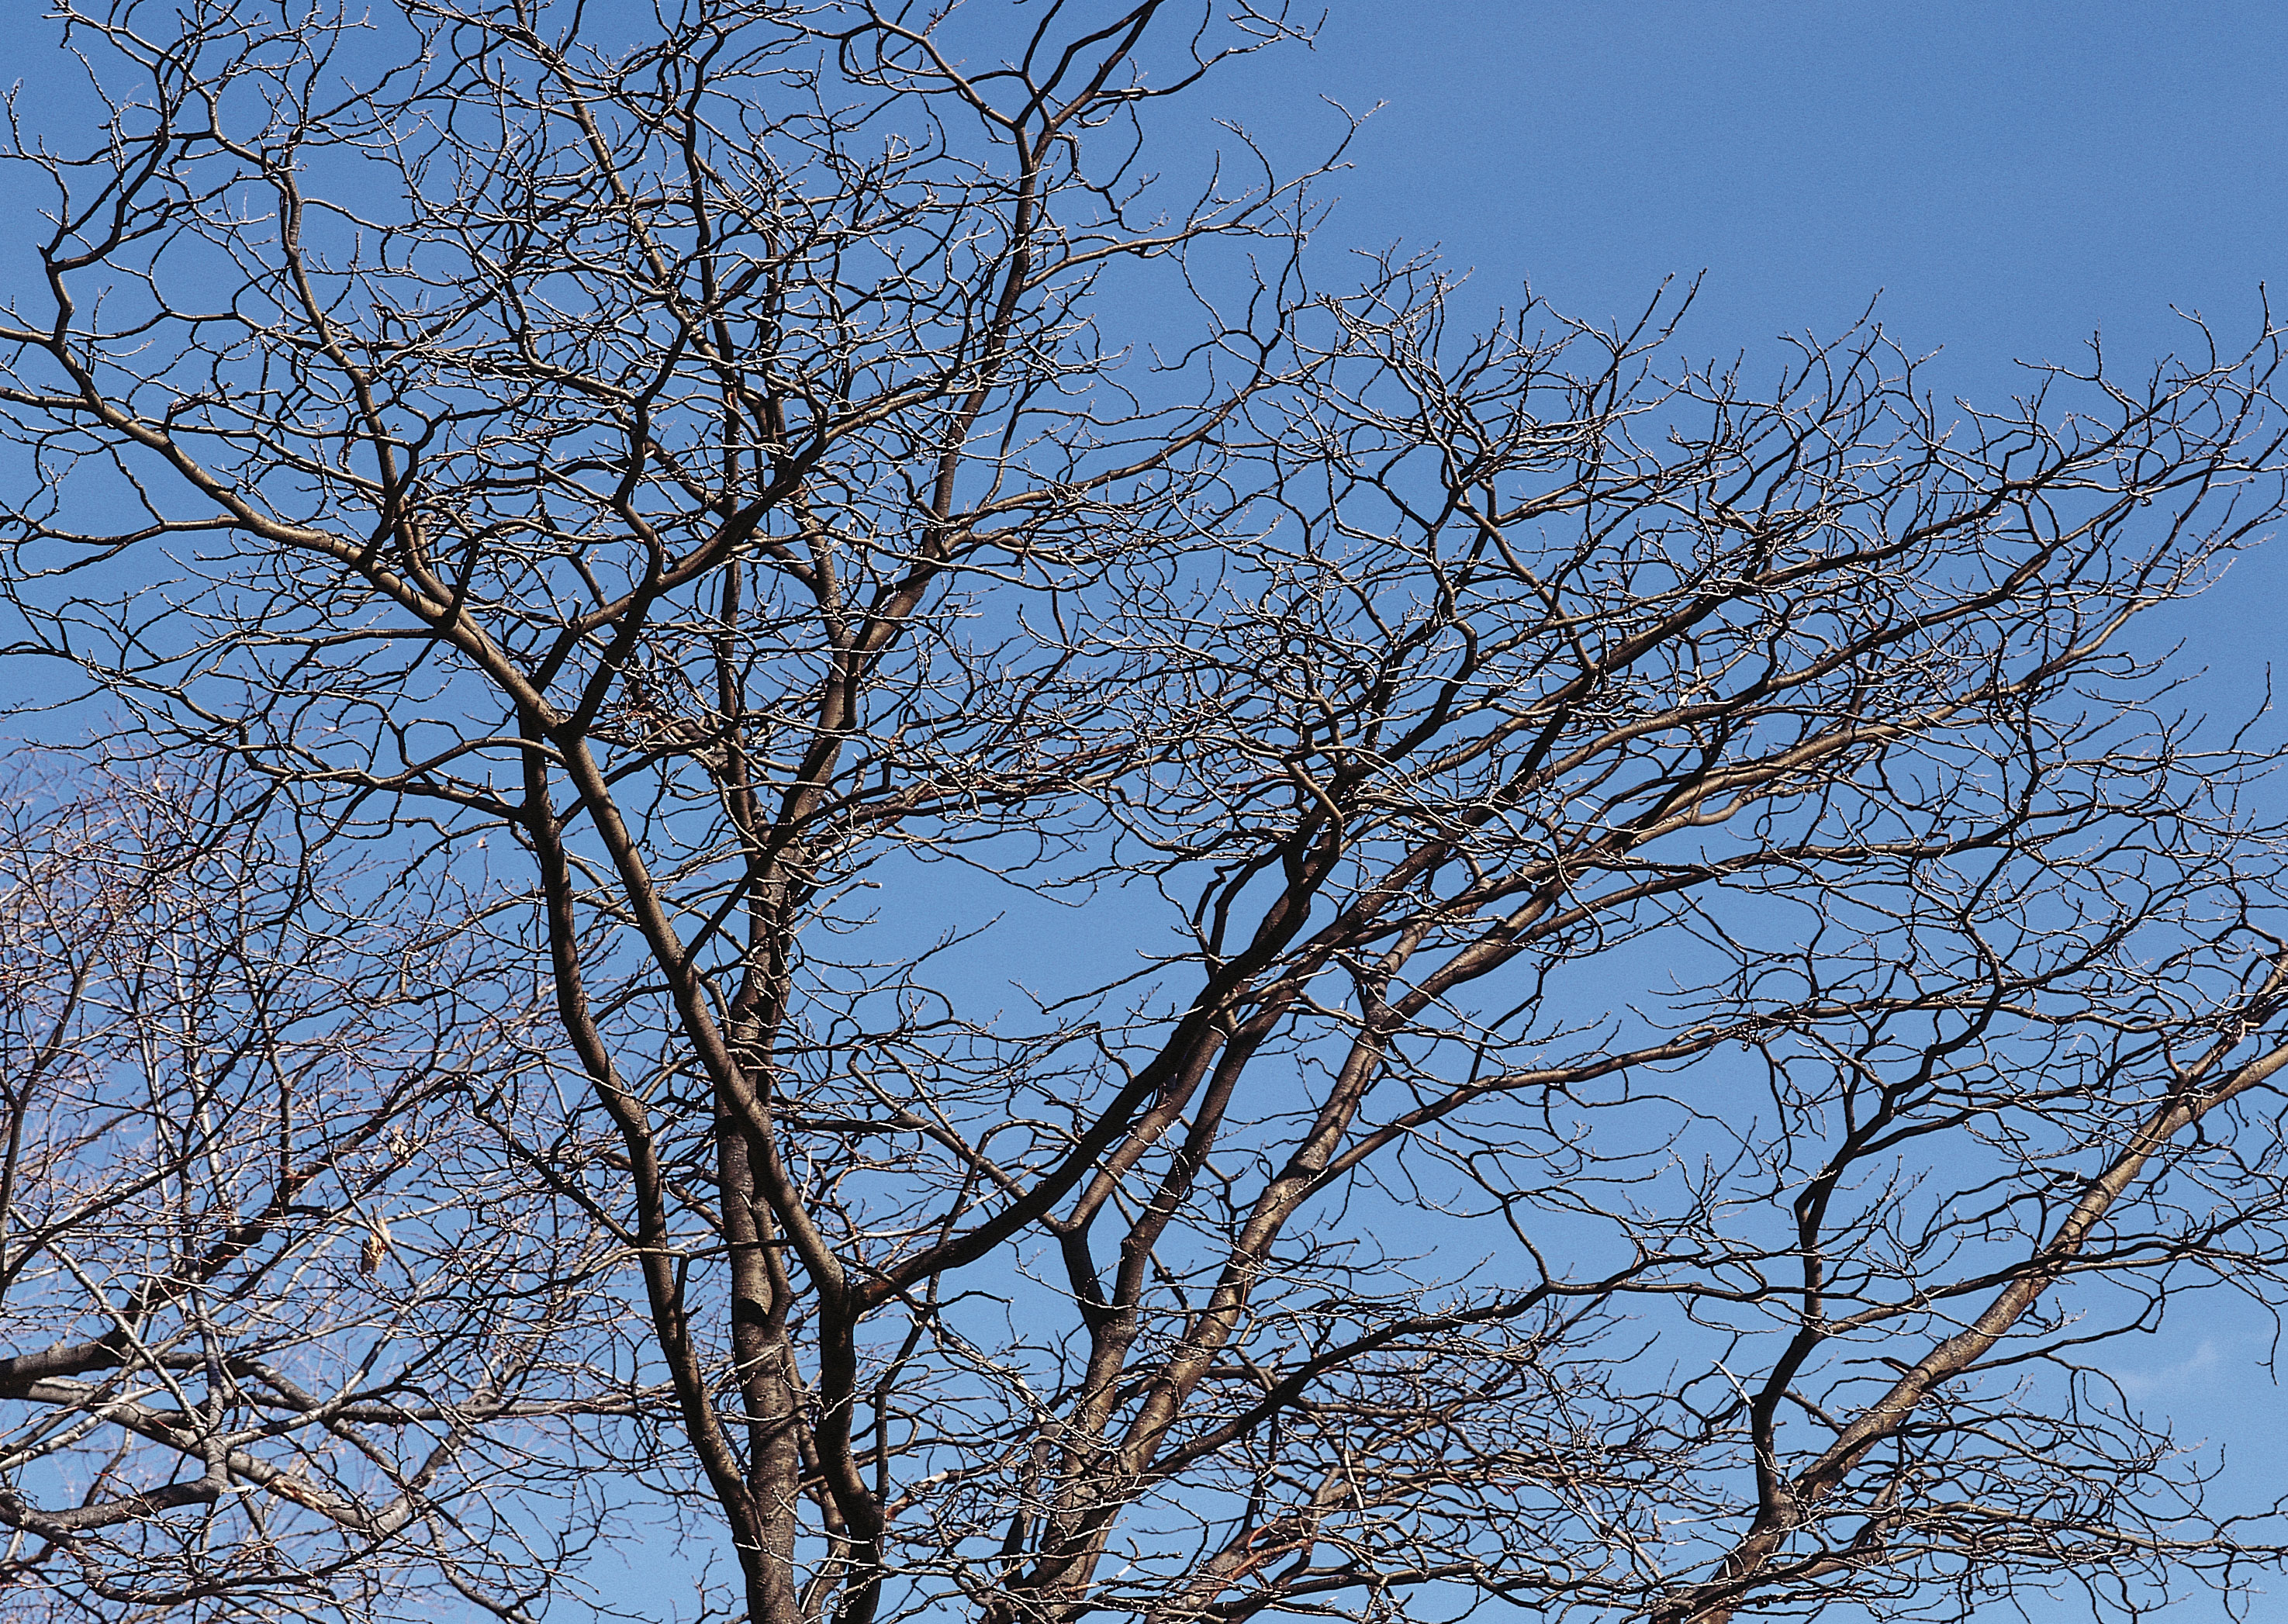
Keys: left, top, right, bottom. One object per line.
{"left": 0, "top": 757, "right": 630, "bottom": 1622}
{"left": 5, "top": 4, "right": 2288, "bottom": 1624}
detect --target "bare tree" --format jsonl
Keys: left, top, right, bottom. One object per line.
{"left": 5, "top": 5, "right": 2288, "bottom": 1624}
{"left": 0, "top": 758, "right": 635, "bottom": 1622}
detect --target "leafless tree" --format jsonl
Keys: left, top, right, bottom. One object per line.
{"left": 6, "top": 5, "right": 2288, "bottom": 1624}
{"left": 0, "top": 758, "right": 638, "bottom": 1623}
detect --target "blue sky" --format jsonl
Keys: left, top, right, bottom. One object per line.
{"left": 5, "top": 3, "right": 2286, "bottom": 1619}
{"left": 1240, "top": 2, "right": 2287, "bottom": 384}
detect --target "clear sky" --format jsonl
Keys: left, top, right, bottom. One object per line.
{"left": 5, "top": 3, "right": 2286, "bottom": 1619}
{"left": 1236, "top": 2, "right": 2288, "bottom": 388}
